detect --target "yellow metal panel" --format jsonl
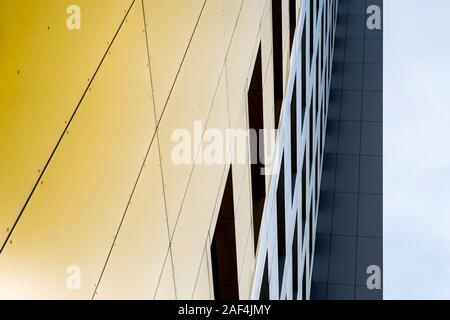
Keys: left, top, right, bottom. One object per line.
{"left": 225, "top": 0, "right": 263, "bottom": 125}
{"left": 192, "top": 247, "right": 212, "bottom": 300}
{"left": 229, "top": 97, "right": 250, "bottom": 201}
{"left": 208, "top": 169, "right": 228, "bottom": 244}
{"left": 157, "top": 0, "right": 228, "bottom": 234}
{"left": 238, "top": 230, "right": 255, "bottom": 299}
{"left": 282, "top": 0, "right": 290, "bottom": 53}
{"left": 229, "top": 83, "right": 249, "bottom": 135}
{"left": 234, "top": 170, "right": 253, "bottom": 276}
{"left": 221, "top": 0, "right": 243, "bottom": 46}
{"left": 204, "top": 83, "right": 240, "bottom": 237}
{"left": 0, "top": 1, "right": 154, "bottom": 299}
{"left": 171, "top": 162, "right": 227, "bottom": 299}
{"left": 143, "top": 0, "right": 205, "bottom": 122}
{"left": 94, "top": 142, "right": 168, "bottom": 300}
{"left": 282, "top": 0, "right": 292, "bottom": 92}
{"left": 261, "top": 0, "right": 270, "bottom": 16}
{"left": 263, "top": 56, "right": 276, "bottom": 188}
{"left": 283, "top": 38, "right": 291, "bottom": 95}
{"left": 170, "top": 73, "right": 229, "bottom": 298}
{"left": 231, "top": 160, "right": 250, "bottom": 223}
{"left": 154, "top": 254, "right": 176, "bottom": 300}
{"left": 0, "top": 0, "right": 133, "bottom": 247}
{"left": 263, "top": 56, "right": 276, "bottom": 129}
{"left": 261, "top": 3, "right": 273, "bottom": 81}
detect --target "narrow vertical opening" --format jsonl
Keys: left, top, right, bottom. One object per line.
{"left": 329, "top": 29, "right": 332, "bottom": 76}
{"left": 211, "top": 168, "right": 239, "bottom": 300}
{"left": 309, "top": 0, "right": 315, "bottom": 61}
{"left": 259, "top": 254, "right": 270, "bottom": 300}
{"left": 301, "top": 151, "right": 307, "bottom": 239}
{"left": 316, "top": 138, "right": 320, "bottom": 205}
{"left": 309, "top": 205, "right": 314, "bottom": 260}
{"left": 321, "top": 6, "right": 325, "bottom": 72}
{"left": 272, "top": 0, "right": 283, "bottom": 128}
{"left": 277, "top": 156, "right": 286, "bottom": 291}
{"left": 319, "top": 108, "right": 324, "bottom": 160}
{"left": 315, "top": 57, "right": 319, "bottom": 117}
{"left": 309, "top": 102, "right": 314, "bottom": 177}
{"left": 324, "top": 0, "right": 328, "bottom": 42}
{"left": 292, "top": 217, "right": 298, "bottom": 299}
{"left": 302, "top": 263, "right": 307, "bottom": 300}
{"left": 249, "top": 46, "right": 266, "bottom": 254}
{"left": 289, "top": 0, "right": 296, "bottom": 52}
{"left": 301, "top": 24, "right": 307, "bottom": 128}
{"left": 321, "top": 90, "right": 326, "bottom": 153}
{"left": 291, "top": 79, "right": 297, "bottom": 194}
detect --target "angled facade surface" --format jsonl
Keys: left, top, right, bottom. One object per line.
{"left": 311, "top": 0, "right": 383, "bottom": 300}
{"left": 251, "top": 0, "right": 338, "bottom": 300}
{"left": 0, "top": 0, "right": 381, "bottom": 300}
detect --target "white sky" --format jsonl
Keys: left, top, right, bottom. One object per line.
{"left": 384, "top": 0, "right": 450, "bottom": 299}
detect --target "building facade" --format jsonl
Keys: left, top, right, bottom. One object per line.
{"left": 0, "top": 0, "right": 381, "bottom": 300}
{"left": 251, "top": 0, "right": 338, "bottom": 300}
{"left": 311, "top": 0, "right": 383, "bottom": 300}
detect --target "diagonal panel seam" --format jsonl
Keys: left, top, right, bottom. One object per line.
{"left": 93, "top": 0, "right": 209, "bottom": 300}
{"left": 0, "top": 0, "right": 138, "bottom": 256}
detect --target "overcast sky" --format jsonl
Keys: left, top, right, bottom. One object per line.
{"left": 384, "top": 0, "right": 450, "bottom": 299}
